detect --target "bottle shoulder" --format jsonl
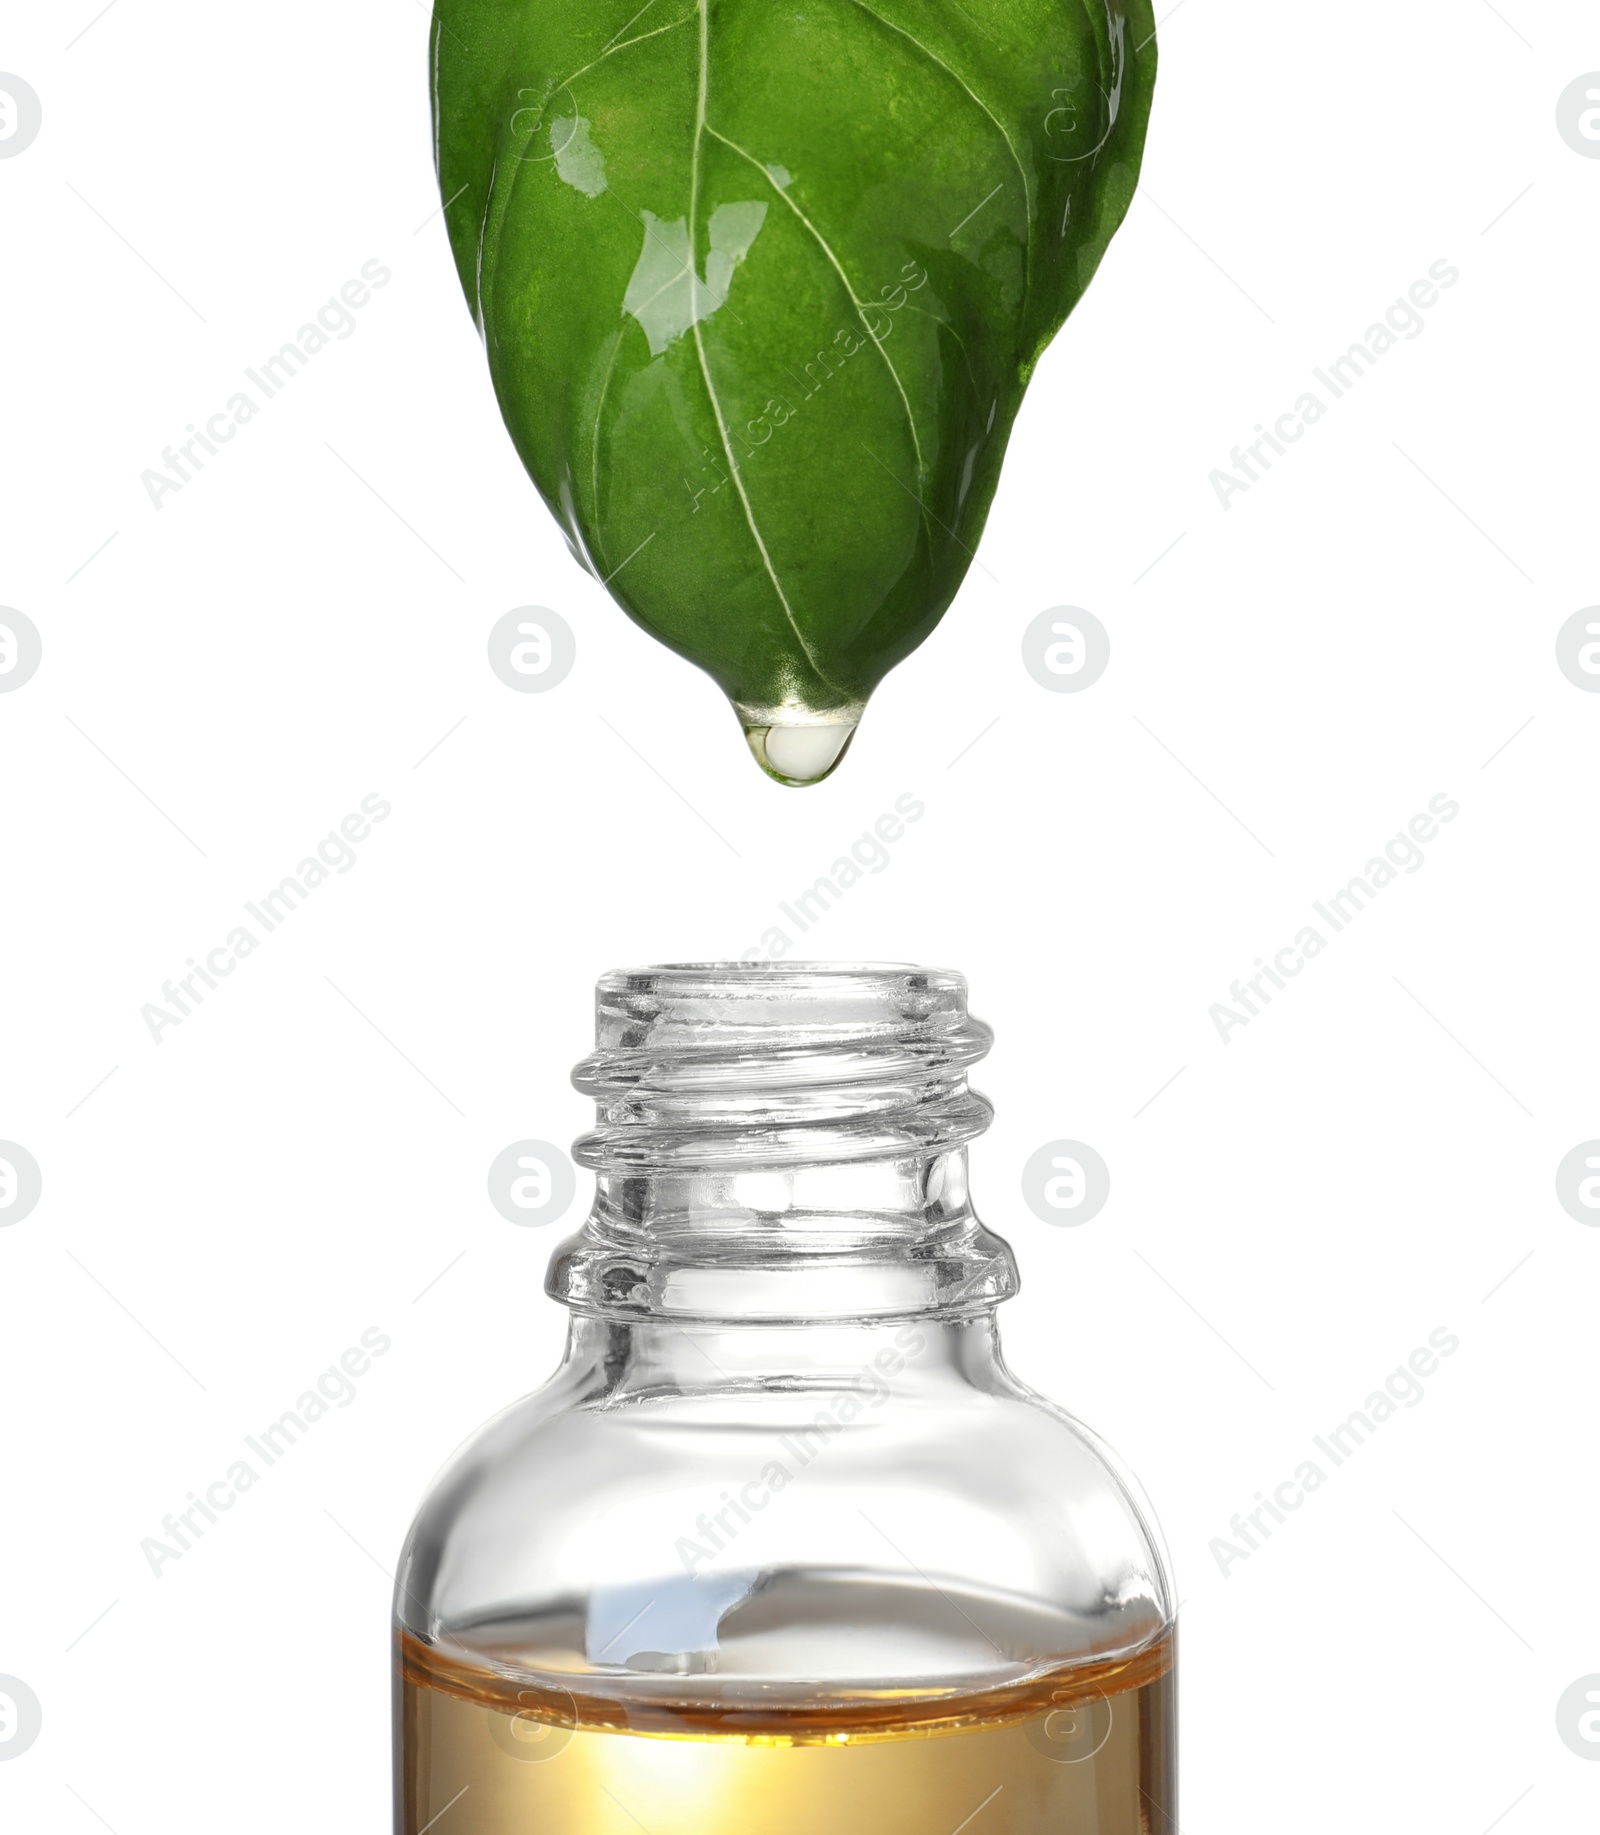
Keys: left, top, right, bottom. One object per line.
{"left": 397, "top": 1340, "right": 1173, "bottom": 1687}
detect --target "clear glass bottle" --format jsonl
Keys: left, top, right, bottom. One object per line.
{"left": 394, "top": 964, "right": 1176, "bottom": 1835}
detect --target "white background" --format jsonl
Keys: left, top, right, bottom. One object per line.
{"left": 3, "top": 0, "right": 1598, "bottom": 1830}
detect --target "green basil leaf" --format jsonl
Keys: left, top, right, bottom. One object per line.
{"left": 433, "top": 0, "right": 1155, "bottom": 781}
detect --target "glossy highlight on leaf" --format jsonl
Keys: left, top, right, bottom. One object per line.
{"left": 431, "top": 0, "right": 1155, "bottom": 782}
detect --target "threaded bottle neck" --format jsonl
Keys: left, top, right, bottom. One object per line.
{"left": 571, "top": 963, "right": 995, "bottom": 1172}
{"left": 550, "top": 964, "right": 1017, "bottom": 1322}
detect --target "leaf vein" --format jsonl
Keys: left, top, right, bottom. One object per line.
{"left": 477, "top": 8, "right": 694, "bottom": 324}
{"left": 563, "top": 10, "right": 695, "bottom": 93}
{"left": 689, "top": 0, "right": 846, "bottom": 697}
{"left": 705, "top": 122, "right": 930, "bottom": 496}
{"left": 834, "top": 0, "right": 1032, "bottom": 316}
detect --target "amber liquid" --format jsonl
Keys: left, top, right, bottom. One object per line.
{"left": 397, "top": 1625, "right": 1175, "bottom": 1834}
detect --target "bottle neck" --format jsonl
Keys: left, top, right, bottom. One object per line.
{"left": 550, "top": 965, "right": 1017, "bottom": 1325}
{"left": 547, "top": 1144, "right": 1018, "bottom": 1323}
{"left": 557, "top": 1309, "right": 1010, "bottom": 1395}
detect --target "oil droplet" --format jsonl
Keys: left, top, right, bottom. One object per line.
{"left": 744, "top": 719, "right": 858, "bottom": 787}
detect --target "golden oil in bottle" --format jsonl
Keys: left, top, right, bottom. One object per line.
{"left": 397, "top": 1624, "right": 1175, "bottom": 1835}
